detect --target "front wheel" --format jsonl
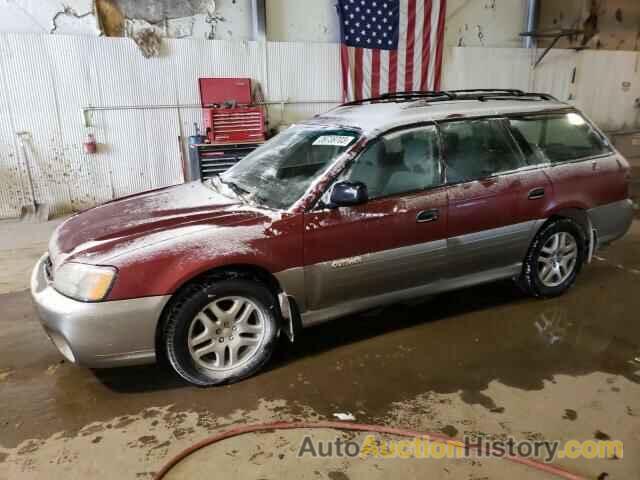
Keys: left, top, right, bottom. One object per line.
{"left": 519, "top": 219, "right": 586, "bottom": 298}
{"left": 163, "top": 278, "right": 279, "bottom": 386}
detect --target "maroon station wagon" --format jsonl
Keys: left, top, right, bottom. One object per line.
{"left": 31, "top": 90, "right": 634, "bottom": 386}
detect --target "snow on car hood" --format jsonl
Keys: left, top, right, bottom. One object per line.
{"left": 48, "top": 181, "right": 280, "bottom": 268}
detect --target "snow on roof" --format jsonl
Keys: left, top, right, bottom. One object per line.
{"left": 306, "top": 98, "right": 570, "bottom": 136}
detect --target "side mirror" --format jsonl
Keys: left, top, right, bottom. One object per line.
{"left": 329, "top": 181, "right": 368, "bottom": 207}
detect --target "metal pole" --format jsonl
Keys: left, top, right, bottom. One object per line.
{"left": 251, "top": 0, "right": 267, "bottom": 42}
{"left": 81, "top": 100, "right": 342, "bottom": 113}
{"left": 524, "top": 0, "right": 539, "bottom": 48}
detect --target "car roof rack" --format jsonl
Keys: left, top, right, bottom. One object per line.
{"left": 341, "top": 89, "right": 557, "bottom": 106}
{"left": 341, "top": 91, "right": 454, "bottom": 106}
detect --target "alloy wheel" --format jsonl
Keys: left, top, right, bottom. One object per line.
{"left": 187, "top": 296, "right": 266, "bottom": 372}
{"left": 537, "top": 232, "right": 578, "bottom": 288}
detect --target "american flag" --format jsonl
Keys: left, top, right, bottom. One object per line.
{"left": 338, "top": 0, "right": 447, "bottom": 101}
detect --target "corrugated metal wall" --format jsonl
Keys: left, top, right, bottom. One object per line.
{"left": 443, "top": 47, "right": 640, "bottom": 132}
{"left": 0, "top": 35, "right": 638, "bottom": 219}
{"left": 0, "top": 34, "right": 344, "bottom": 219}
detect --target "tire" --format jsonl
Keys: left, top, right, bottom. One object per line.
{"left": 519, "top": 218, "right": 586, "bottom": 298}
{"left": 162, "top": 278, "right": 280, "bottom": 387}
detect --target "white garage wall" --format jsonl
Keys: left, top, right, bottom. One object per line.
{"left": 443, "top": 46, "right": 640, "bottom": 132}
{"left": 1, "top": 35, "right": 639, "bottom": 219}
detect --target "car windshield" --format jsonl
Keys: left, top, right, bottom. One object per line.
{"left": 218, "top": 125, "right": 360, "bottom": 209}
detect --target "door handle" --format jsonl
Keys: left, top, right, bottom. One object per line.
{"left": 417, "top": 208, "right": 439, "bottom": 223}
{"left": 528, "top": 187, "right": 545, "bottom": 200}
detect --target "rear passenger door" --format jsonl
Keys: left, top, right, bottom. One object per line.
{"left": 507, "top": 111, "right": 622, "bottom": 209}
{"left": 440, "top": 118, "right": 531, "bottom": 279}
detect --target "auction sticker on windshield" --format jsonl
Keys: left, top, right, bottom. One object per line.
{"left": 312, "top": 135, "right": 355, "bottom": 147}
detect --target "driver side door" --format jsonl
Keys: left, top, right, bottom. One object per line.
{"left": 302, "top": 125, "right": 448, "bottom": 317}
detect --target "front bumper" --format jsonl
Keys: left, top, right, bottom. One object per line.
{"left": 30, "top": 254, "right": 170, "bottom": 368}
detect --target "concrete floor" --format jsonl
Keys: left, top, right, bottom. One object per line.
{"left": 1, "top": 218, "right": 640, "bottom": 479}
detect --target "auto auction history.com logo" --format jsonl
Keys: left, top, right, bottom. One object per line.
{"left": 297, "top": 434, "right": 624, "bottom": 463}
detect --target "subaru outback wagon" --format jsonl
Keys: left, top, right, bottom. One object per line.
{"left": 32, "top": 90, "right": 634, "bottom": 386}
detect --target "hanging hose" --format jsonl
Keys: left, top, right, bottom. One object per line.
{"left": 153, "top": 420, "right": 587, "bottom": 480}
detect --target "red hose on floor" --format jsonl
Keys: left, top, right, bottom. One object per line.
{"left": 153, "top": 420, "right": 586, "bottom": 480}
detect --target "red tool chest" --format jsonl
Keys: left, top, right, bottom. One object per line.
{"left": 198, "top": 77, "right": 266, "bottom": 144}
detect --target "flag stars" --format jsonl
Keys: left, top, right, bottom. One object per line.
{"left": 340, "top": 0, "right": 397, "bottom": 49}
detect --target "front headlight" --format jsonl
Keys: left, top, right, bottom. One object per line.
{"left": 53, "top": 263, "right": 117, "bottom": 302}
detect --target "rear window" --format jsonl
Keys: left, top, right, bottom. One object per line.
{"left": 508, "top": 112, "right": 611, "bottom": 164}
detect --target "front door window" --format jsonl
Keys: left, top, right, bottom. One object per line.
{"left": 346, "top": 125, "right": 442, "bottom": 198}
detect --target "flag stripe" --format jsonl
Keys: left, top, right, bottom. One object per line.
{"left": 412, "top": 0, "right": 424, "bottom": 90}
{"left": 379, "top": 49, "right": 389, "bottom": 96}
{"left": 404, "top": 0, "right": 417, "bottom": 92}
{"left": 433, "top": 0, "right": 447, "bottom": 91}
{"left": 420, "top": 0, "right": 433, "bottom": 90}
{"left": 354, "top": 47, "right": 364, "bottom": 100}
{"left": 340, "top": 45, "right": 351, "bottom": 102}
{"left": 371, "top": 49, "right": 381, "bottom": 97}
{"left": 395, "top": 0, "right": 407, "bottom": 93}
{"left": 388, "top": 49, "right": 398, "bottom": 93}
{"left": 427, "top": 0, "right": 440, "bottom": 91}
{"left": 362, "top": 48, "right": 372, "bottom": 99}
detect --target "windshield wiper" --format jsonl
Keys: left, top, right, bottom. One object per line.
{"left": 214, "top": 174, "right": 251, "bottom": 202}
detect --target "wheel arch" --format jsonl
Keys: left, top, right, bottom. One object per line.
{"left": 543, "top": 207, "right": 590, "bottom": 241}
{"left": 154, "top": 264, "right": 287, "bottom": 362}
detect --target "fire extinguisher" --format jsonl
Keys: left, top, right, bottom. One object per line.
{"left": 83, "top": 133, "right": 97, "bottom": 154}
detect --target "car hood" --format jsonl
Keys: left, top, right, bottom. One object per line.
{"left": 49, "top": 181, "right": 278, "bottom": 267}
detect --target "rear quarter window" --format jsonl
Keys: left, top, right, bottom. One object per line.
{"left": 509, "top": 112, "right": 611, "bottom": 164}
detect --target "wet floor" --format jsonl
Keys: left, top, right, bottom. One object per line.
{"left": 1, "top": 221, "right": 640, "bottom": 479}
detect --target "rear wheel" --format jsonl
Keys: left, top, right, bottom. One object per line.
{"left": 163, "top": 278, "right": 279, "bottom": 386}
{"left": 519, "top": 218, "right": 586, "bottom": 298}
